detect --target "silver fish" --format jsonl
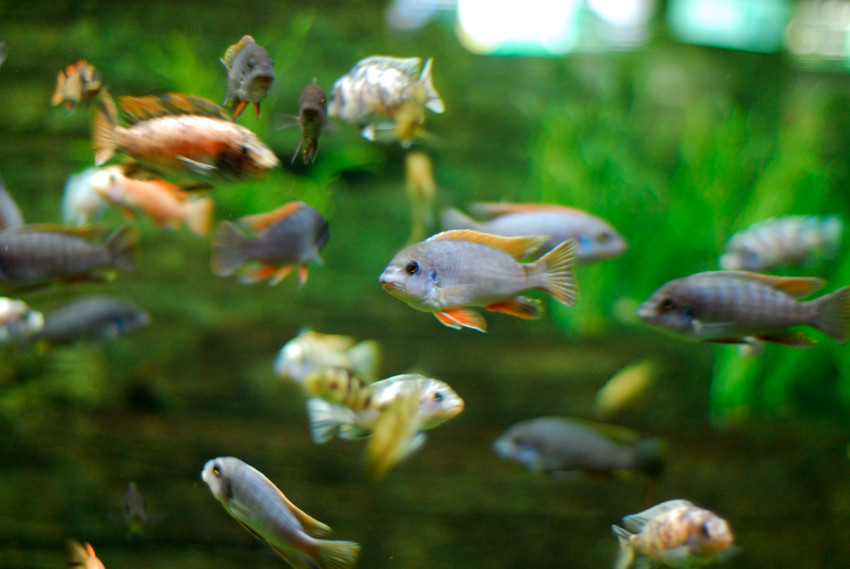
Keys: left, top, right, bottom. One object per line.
{"left": 201, "top": 456, "right": 360, "bottom": 569}
{"left": 720, "top": 215, "right": 842, "bottom": 271}
{"left": 274, "top": 329, "right": 381, "bottom": 383}
{"left": 379, "top": 229, "right": 577, "bottom": 331}
{"left": 62, "top": 167, "right": 109, "bottom": 227}
{"left": 0, "top": 297, "right": 43, "bottom": 343}
{"left": 29, "top": 295, "right": 149, "bottom": 345}
{"left": 637, "top": 270, "right": 850, "bottom": 348}
{"left": 442, "top": 202, "right": 627, "bottom": 263}
{"left": 221, "top": 35, "right": 275, "bottom": 119}
{"left": 493, "top": 416, "right": 664, "bottom": 479}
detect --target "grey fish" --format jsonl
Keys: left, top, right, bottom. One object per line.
{"left": 211, "top": 201, "right": 329, "bottom": 286}
{"left": 29, "top": 295, "right": 149, "bottom": 345}
{"left": 637, "top": 270, "right": 850, "bottom": 348}
{"left": 493, "top": 416, "right": 664, "bottom": 479}
{"left": 122, "top": 482, "right": 148, "bottom": 536}
{"left": 221, "top": 35, "right": 275, "bottom": 119}
{"left": 201, "top": 456, "right": 360, "bottom": 569}
{"left": 291, "top": 81, "right": 328, "bottom": 164}
{"left": 274, "top": 329, "right": 381, "bottom": 383}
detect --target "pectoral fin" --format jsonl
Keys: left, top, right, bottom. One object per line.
{"left": 435, "top": 308, "right": 487, "bottom": 332}
{"left": 485, "top": 296, "right": 542, "bottom": 319}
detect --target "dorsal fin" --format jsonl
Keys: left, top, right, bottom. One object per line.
{"left": 470, "top": 202, "right": 592, "bottom": 219}
{"left": 427, "top": 229, "right": 547, "bottom": 260}
{"left": 118, "top": 93, "right": 231, "bottom": 124}
{"left": 221, "top": 35, "right": 256, "bottom": 70}
{"left": 238, "top": 201, "right": 305, "bottom": 232}
{"left": 714, "top": 270, "right": 825, "bottom": 297}
{"left": 272, "top": 485, "right": 332, "bottom": 537}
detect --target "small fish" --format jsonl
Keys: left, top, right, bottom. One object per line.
{"left": 93, "top": 91, "right": 280, "bottom": 188}
{"left": 441, "top": 202, "right": 627, "bottom": 263}
{"left": 493, "top": 416, "right": 665, "bottom": 479}
{"left": 0, "top": 225, "right": 136, "bottom": 288}
{"left": 289, "top": 81, "right": 328, "bottom": 164}
{"left": 612, "top": 500, "right": 734, "bottom": 569}
{"left": 0, "top": 297, "right": 44, "bottom": 343}
{"left": 720, "top": 215, "right": 843, "bottom": 271}
{"left": 52, "top": 60, "right": 102, "bottom": 110}
{"left": 62, "top": 167, "right": 110, "bottom": 227}
{"left": 328, "top": 56, "right": 443, "bottom": 145}
{"left": 67, "top": 540, "right": 106, "bottom": 569}
{"left": 221, "top": 35, "right": 275, "bottom": 119}
{"left": 274, "top": 329, "right": 382, "bottom": 383}
{"left": 593, "top": 359, "right": 659, "bottom": 420}
{"left": 28, "top": 295, "right": 149, "bottom": 346}
{"left": 405, "top": 151, "right": 436, "bottom": 244}
{"left": 201, "top": 456, "right": 360, "bottom": 569}
{"left": 379, "top": 229, "right": 578, "bottom": 331}
{"left": 637, "top": 270, "right": 850, "bottom": 348}
{"left": 122, "top": 482, "right": 148, "bottom": 536}
{"left": 89, "top": 166, "right": 214, "bottom": 235}
{"left": 211, "top": 201, "right": 329, "bottom": 286}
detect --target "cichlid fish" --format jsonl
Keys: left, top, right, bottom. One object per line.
{"left": 62, "top": 167, "right": 110, "bottom": 227}
{"left": 288, "top": 80, "right": 328, "bottom": 165}
{"left": 328, "top": 56, "right": 443, "bottom": 145}
{"left": 612, "top": 500, "right": 734, "bottom": 569}
{"left": 52, "top": 60, "right": 102, "bottom": 110}
{"left": 637, "top": 270, "right": 850, "bottom": 348}
{"left": 67, "top": 540, "right": 106, "bottom": 569}
{"left": 274, "top": 329, "right": 381, "bottom": 383}
{"left": 212, "top": 201, "right": 329, "bottom": 286}
{"left": 221, "top": 35, "right": 275, "bottom": 120}
{"left": 122, "top": 482, "right": 148, "bottom": 536}
{"left": 201, "top": 456, "right": 360, "bottom": 569}
{"left": 493, "top": 416, "right": 665, "bottom": 479}
{"left": 720, "top": 214, "right": 843, "bottom": 272}
{"left": 441, "top": 202, "right": 627, "bottom": 263}
{"left": 92, "top": 91, "right": 279, "bottom": 188}
{"left": 0, "top": 172, "right": 24, "bottom": 231}
{"left": 0, "top": 225, "right": 136, "bottom": 288}
{"left": 89, "top": 166, "right": 214, "bottom": 235}
{"left": 0, "top": 297, "right": 44, "bottom": 343}
{"left": 28, "top": 295, "right": 149, "bottom": 346}
{"left": 593, "top": 359, "right": 659, "bottom": 420}
{"left": 379, "top": 229, "right": 578, "bottom": 331}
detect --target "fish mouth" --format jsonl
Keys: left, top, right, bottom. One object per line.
{"left": 635, "top": 302, "right": 655, "bottom": 322}
{"left": 380, "top": 279, "right": 399, "bottom": 291}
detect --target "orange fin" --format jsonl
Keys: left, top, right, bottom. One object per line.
{"left": 221, "top": 35, "right": 256, "bottom": 70}
{"left": 297, "top": 264, "right": 309, "bottom": 287}
{"left": 714, "top": 271, "right": 825, "bottom": 298}
{"left": 268, "top": 266, "right": 294, "bottom": 286}
{"left": 240, "top": 265, "right": 280, "bottom": 284}
{"left": 755, "top": 331, "right": 816, "bottom": 349}
{"left": 471, "top": 202, "right": 592, "bottom": 219}
{"left": 238, "top": 201, "right": 305, "bottom": 231}
{"left": 254, "top": 102, "right": 262, "bottom": 117}
{"left": 270, "top": 487, "right": 332, "bottom": 538}
{"left": 435, "top": 308, "right": 487, "bottom": 332}
{"left": 427, "top": 229, "right": 547, "bottom": 260}
{"left": 485, "top": 296, "right": 542, "bottom": 319}
{"left": 232, "top": 100, "right": 248, "bottom": 120}
{"left": 119, "top": 93, "right": 231, "bottom": 123}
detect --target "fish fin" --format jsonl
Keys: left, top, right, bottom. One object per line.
{"left": 622, "top": 499, "right": 694, "bottom": 532}
{"left": 535, "top": 238, "right": 578, "bottom": 306}
{"left": 51, "top": 70, "right": 67, "bottom": 106}
{"left": 755, "top": 331, "right": 816, "bottom": 349}
{"left": 815, "top": 286, "right": 850, "bottom": 342}
{"left": 611, "top": 525, "right": 636, "bottom": 569}
{"left": 306, "top": 398, "right": 352, "bottom": 443}
{"left": 713, "top": 270, "right": 825, "bottom": 297}
{"left": 105, "top": 225, "right": 138, "bottom": 272}
{"left": 266, "top": 544, "right": 315, "bottom": 569}
{"left": 177, "top": 155, "right": 218, "bottom": 176}
{"left": 232, "top": 100, "right": 248, "bottom": 120}
{"left": 119, "top": 93, "right": 231, "bottom": 122}
{"left": 211, "top": 221, "right": 248, "bottom": 276}
{"left": 314, "top": 539, "right": 362, "bottom": 569}
{"left": 297, "top": 265, "right": 309, "bottom": 287}
{"left": 348, "top": 340, "right": 382, "bottom": 381}
{"left": 365, "top": 390, "right": 423, "bottom": 479}
{"left": 427, "top": 229, "right": 548, "bottom": 260}
{"left": 254, "top": 102, "right": 262, "bottom": 118}
{"left": 439, "top": 207, "right": 481, "bottom": 231}
{"left": 239, "top": 201, "right": 305, "bottom": 231}
{"left": 290, "top": 137, "right": 305, "bottom": 164}
{"left": 271, "top": 489, "right": 332, "bottom": 538}
{"left": 485, "top": 296, "right": 542, "bottom": 319}
{"left": 435, "top": 308, "right": 487, "bottom": 331}
{"left": 469, "top": 202, "right": 591, "bottom": 218}
{"left": 267, "top": 266, "right": 294, "bottom": 286}
{"left": 185, "top": 197, "right": 214, "bottom": 236}
{"left": 92, "top": 91, "right": 119, "bottom": 165}
{"left": 222, "top": 35, "right": 255, "bottom": 69}
{"left": 240, "top": 265, "right": 281, "bottom": 284}
{"left": 418, "top": 58, "right": 444, "bottom": 114}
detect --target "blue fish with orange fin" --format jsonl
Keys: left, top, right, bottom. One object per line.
{"left": 211, "top": 201, "right": 328, "bottom": 286}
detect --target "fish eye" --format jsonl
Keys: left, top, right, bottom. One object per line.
{"left": 700, "top": 522, "right": 712, "bottom": 538}
{"left": 405, "top": 261, "right": 419, "bottom": 275}
{"left": 212, "top": 464, "right": 221, "bottom": 477}
{"left": 597, "top": 232, "right": 612, "bottom": 244}
{"left": 433, "top": 391, "right": 444, "bottom": 402}
{"left": 659, "top": 298, "right": 676, "bottom": 313}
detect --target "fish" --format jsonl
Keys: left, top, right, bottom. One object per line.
{"left": 720, "top": 215, "right": 843, "bottom": 271}
{"left": 405, "top": 151, "right": 436, "bottom": 244}
{"left": 27, "top": 295, "right": 149, "bottom": 346}
{"left": 62, "top": 167, "right": 110, "bottom": 227}
{"left": 288, "top": 80, "right": 328, "bottom": 164}
{"left": 122, "top": 482, "right": 148, "bottom": 536}
{"left": 67, "top": 540, "right": 106, "bottom": 569}
{"left": 612, "top": 499, "right": 734, "bottom": 569}
{"left": 637, "top": 270, "right": 850, "bottom": 348}
{"left": 201, "top": 456, "right": 360, "bottom": 569}
{"left": 441, "top": 202, "right": 627, "bottom": 263}
{"left": 221, "top": 35, "right": 275, "bottom": 119}
{"left": 593, "top": 359, "right": 659, "bottom": 420}
{"left": 328, "top": 56, "right": 444, "bottom": 145}
{"left": 0, "top": 225, "right": 137, "bottom": 288}
{"left": 379, "top": 229, "right": 578, "bottom": 331}
{"left": 89, "top": 165, "right": 214, "bottom": 235}
{"left": 51, "top": 60, "right": 102, "bottom": 110}
{"left": 0, "top": 297, "right": 44, "bottom": 343}
{"left": 274, "top": 329, "right": 382, "bottom": 383}
{"left": 0, "top": 172, "right": 24, "bottom": 231}
{"left": 211, "top": 201, "right": 329, "bottom": 286}
{"left": 92, "top": 91, "right": 280, "bottom": 188}
{"left": 493, "top": 416, "right": 665, "bottom": 479}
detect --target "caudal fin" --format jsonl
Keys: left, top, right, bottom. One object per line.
{"left": 92, "top": 91, "right": 119, "bottom": 165}
{"left": 633, "top": 437, "right": 666, "bottom": 479}
{"left": 105, "top": 225, "right": 138, "bottom": 272}
{"left": 611, "top": 525, "right": 636, "bottom": 569}
{"left": 185, "top": 197, "right": 214, "bottom": 236}
{"left": 315, "top": 539, "right": 361, "bottom": 569}
{"left": 535, "top": 238, "right": 578, "bottom": 306}
{"left": 815, "top": 286, "right": 850, "bottom": 342}
{"left": 211, "top": 221, "right": 248, "bottom": 276}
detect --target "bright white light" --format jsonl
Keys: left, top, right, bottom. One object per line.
{"left": 588, "top": 0, "right": 653, "bottom": 28}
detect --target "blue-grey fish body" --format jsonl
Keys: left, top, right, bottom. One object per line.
{"left": 32, "top": 295, "right": 149, "bottom": 345}
{"left": 292, "top": 82, "right": 328, "bottom": 164}
{"left": 221, "top": 35, "right": 275, "bottom": 119}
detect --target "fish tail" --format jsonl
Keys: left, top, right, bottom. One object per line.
{"left": 611, "top": 525, "right": 636, "bottom": 569}
{"left": 419, "top": 58, "right": 444, "bottom": 113}
{"left": 211, "top": 221, "right": 248, "bottom": 276}
{"left": 633, "top": 437, "right": 666, "bottom": 479}
{"left": 106, "top": 225, "right": 138, "bottom": 272}
{"left": 815, "top": 286, "right": 850, "bottom": 342}
{"left": 93, "top": 90, "right": 119, "bottom": 165}
{"left": 305, "top": 398, "right": 349, "bottom": 443}
{"left": 535, "top": 238, "right": 579, "bottom": 307}
{"left": 314, "top": 539, "right": 361, "bottom": 569}
{"left": 185, "top": 197, "right": 214, "bottom": 236}
{"left": 439, "top": 207, "right": 480, "bottom": 232}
